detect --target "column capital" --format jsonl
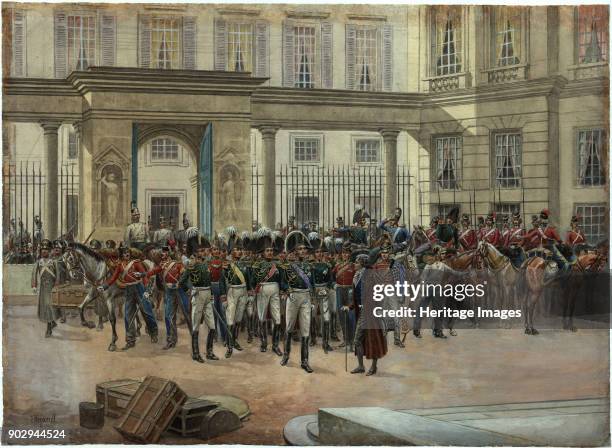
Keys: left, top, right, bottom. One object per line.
{"left": 379, "top": 128, "right": 401, "bottom": 142}
{"left": 259, "top": 125, "right": 280, "bottom": 139}
{"left": 39, "top": 121, "right": 62, "bottom": 134}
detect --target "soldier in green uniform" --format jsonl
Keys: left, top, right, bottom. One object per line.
{"left": 435, "top": 207, "right": 460, "bottom": 249}
{"left": 250, "top": 229, "right": 283, "bottom": 355}
{"left": 220, "top": 239, "right": 251, "bottom": 358}
{"left": 240, "top": 232, "right": 257, "bottom": 344}
{"left": 349, "top": 206, "right": 370, "bottom": 246}
{"left": 309, "top": 232, "right": 334, "bottom": 353}
{"left": 179, "top": 237, "right": 220, "bottom": 363}
{"left": 280, "top": 231, "right": 315, "bottom": 373}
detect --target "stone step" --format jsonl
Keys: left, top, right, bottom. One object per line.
{"left": 283, "top": 414, "right": 318, "bottom": 446}
{"left": 317, "top": 407, "right": 534, "bottom": 446}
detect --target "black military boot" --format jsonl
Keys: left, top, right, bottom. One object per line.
{"left": 260, "top": 322, "right": 268, "bottom": 352}
{"left": 271, "top": 325, "right": 283, "bottom": 356}
{"left": 225, "top": 325, "right": 233, "bottom": 358}
{"left": 45, "top": 321, "right": 53, "bottom": 338}
{"left": 322, "top": 322, "right": 334, "bottom": 354}
{"left": 192, "top": 331, "right": 204, "bottom": 363}
{"left": 309, "top": 318, "right": 317, "bottom": 346}
{"left": 233, "top": 325, "right": 243, "bottom": 351}
{"left": 280, "top": 332, "right": 292, "bottom": 366}
{"left": 330, "top": 313, "right": 340, "bottom": 341}
{"left": 206, "top": 329, "right": 219, "bottom": 360}
{"left": 300, "top": 337, "right": 314, "bottom": 373}
{"left": 247, "top": 317, "right": 254, "bottom": 343}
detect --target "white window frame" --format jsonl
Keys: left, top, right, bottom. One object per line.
{"left": 576, "top": 128, "right": 606, "bottom": 187}
{"left": 353, "top": 136, "right": 382, "bottom": 165}
{"left": 290, "top": 134, "right": 324, "bottom": 166}
{"left": 144, "top": 189, "right": 186, "bottom": 230}
{"left": 67, "top": 13, "right": 97, "bottom": 71}
{"left": 151, "top": 16, "right": 182, "bottom": 70}
{"left": 147, "top": 137, "right": 185, "bottom": 166}
{"left": 493, "top": 131, "right": 522, "bottom": 188}
{"left": 294, "top": 23, "right": 317, "bottom": 88}
{"left": 227, "top": 21, "right": 254, "bottom": 73}
{"left": 434, "top": 135, "right": 462, "bottom": 191}
{"left": 574, "top": 203, "right": 607, "bottom": 244}
{"left": 493, "top": 7, "right": 523, "bottom": 67}
{"left": 494, "top": 203, "right": 520, "bottom": 225}
{"left": 576, "top": 5, "right": 609, "bottom": 65}
{"left": 355, "top": 25, "right": 378, "bottom": 91}
{"left": 430, "top": 6, "right": 464, "bottom": 77}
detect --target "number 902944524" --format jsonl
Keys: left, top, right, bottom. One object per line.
{"left": 7, "top": 429, "right": 66, "bottom": 439}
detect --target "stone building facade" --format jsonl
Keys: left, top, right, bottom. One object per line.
{"left": 2, "top": 3, "right": 609, "bottom": 243}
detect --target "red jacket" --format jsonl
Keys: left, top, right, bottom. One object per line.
{"left": 106, "top": 260, "right": 148, "bottom": 288}
{"left": 426, "top": 228, "right": 438, "bottom": 244}
{"left": 209, "top": 258, "right": 224, "bottom": 282}
{"left": 147, "top": 259, "right": 184, "bottom": 286}
{"left": 479, "top": 226, "right": 501, "bottom": 246}
{"left": 504, "top": 227, "right": 525, "bottom": 247}
{"left": 458, "top": 228, "right": 477, "bottom": 251}
{"left": 332, "top": 261, "right": 356, "bottom": 286}
{"left": 542, "top": 225, "right": 562, "bottom": 243}
{"left": 565, "top": 229, "right": 586, "bottom": 246}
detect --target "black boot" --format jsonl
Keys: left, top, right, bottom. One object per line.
{"left": 280, "top": 332, "right": 292, "bottom": 366}
{"left": 366, "top": 359, "right": 378, "bottom": 376}
{"left": 247, "top": 316, "right": 254, "bottom": 343}
{"left": 300, "top": 337, "right": 313, "bottom": 373}
{"left": 351, "top": 355, "right": 366, "bottom": 374}
{"left": 225, "top": 325, "right": 233, "bottom": 358}
{"left": 45, "top": 322, "right": 53, "bottom": 338}
{"left": 206, "top": 330, "right": 219, "bottom": 360}
{"left": 322, "top": 322, "right": 333, "bottom": 354}
{"left": 310, "top": 318, "right": 317, "bottom": 346}
{"left": 192, "top": 331, "right": 204, "bottom": 363}
{"left": 330, "top": 313, "right": 340, "bottom": 341}
{"left": 233, "top": 325, "right": 243, "bottom": 351}
{"left": 260, "top": 322, "right": 268, "bottom": 352}
{"left": 272, "top": 325, "right": 283, "bottom": 356}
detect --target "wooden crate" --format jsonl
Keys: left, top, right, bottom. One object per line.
{"left": 114, "top": 376, "right": 187, "bottom": 444}
{"left": 96, "top": 379, "right": 142, "bottom": 418}
{"left": 168, "top": 398, "right": 219, "bottom": 437}
{"left": 52, "top": 283, "right": 89, "bottom": 309}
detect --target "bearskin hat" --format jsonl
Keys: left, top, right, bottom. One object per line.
{"left": 308, "top": 232, "right": 323, "bottom": 251}
{"left": 40, "top": 239, "right": 52, "bottom": 251}
{"left": 352, "top": 205, "right": 370, "bottom": 224}
{"left": 512, "top": 211, "right": 522, "bottom": 224}
{"left": 461, "top": 213, "right": 471, "bottom": 224}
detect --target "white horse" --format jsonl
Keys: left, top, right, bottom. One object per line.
{"left": 63, "top": 243, "right": 155, "bottom": 351}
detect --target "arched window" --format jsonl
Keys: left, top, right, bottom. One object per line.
{"left": 150, "top": 137, "right": 180, "bottom": 162}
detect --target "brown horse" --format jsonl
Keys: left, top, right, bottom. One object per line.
{"left": 478, "top": 241, "right": 522, "bottom": 327}
{"left": 562, "top": 250, "right": 607, "bottom": 332}
{"left": 521, "top": 252, "right": 561, "bottom": 335}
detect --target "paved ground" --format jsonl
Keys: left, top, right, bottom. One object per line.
{"left": 2, "top": 295, "right": 609, "bottom": 445}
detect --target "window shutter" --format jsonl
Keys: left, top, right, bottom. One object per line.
{"left": 345, "top": 24, "right": 356, "bottom": 90}
{"left": 282, "top": 20, "right": 295, "bottom": 87}
{"left": 183, "top": 16, "right": 197, "bottom": 69}
{"left": 382, "top": 23, "right": 393, "bottom": 91}
{"left": 214, "top": 18, "right": 227, "bottom": 71}
{"left": 54, "top": 12, "right": 67, "bottom": 78}
{"left": 12, "top": 10, "right": 26, "bottom": 77}
{"left": 100, "top": 15, "right": 116, "bottom": 67}
{"left": 321, "top": 21, "right": 333, "bottom": 89}
{"left": 138, "top": 15, "right": 151, "bottom": 69}
{"left": 255, "top": 20, "right": 269, "bottom": 78}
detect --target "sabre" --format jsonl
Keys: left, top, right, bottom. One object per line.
{"left": 83, "top": 217, "right": 100, "bottom": 245}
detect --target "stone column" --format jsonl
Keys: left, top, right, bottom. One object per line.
{"left": 380, "top": 129, "right": 401, "bottom": 217}
{"left": 41, "top": 121, "right": 61, "bottom": 239}
{"left": 259, "top": 126, "right": 279, "bottom": 228}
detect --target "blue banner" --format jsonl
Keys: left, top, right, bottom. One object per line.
{"left": 199, "top": 123, "right": 213, "bottom": 236}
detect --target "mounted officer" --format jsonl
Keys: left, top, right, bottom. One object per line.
{"left": 479, "top": 213, "right": 501, "bottom": 247}
{"left": 153, "top": 216, "right": 174, "bottom": 246}
{"left": 175, "top": 213, "right": 199, "bottom": 249}
{"left": 124, "top": 205, "right": 149, "bottom": 250}
{"left": 458, "top": 213, "right": 477, "bottom": 251}
{"left": 348, "top": 206, "right": 370, "bottom": 247}
{"left": 504, "top": 212, "right": 526, "bottom": 268}
{"left": 435, "top": 207, "right": 459, "bottom": 249}
{"left": 566, "top": 215, "right": 587, "bottom": 253}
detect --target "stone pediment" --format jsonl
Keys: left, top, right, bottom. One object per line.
{"left": 94, "top": 145, "right": 129, "bottom": 172}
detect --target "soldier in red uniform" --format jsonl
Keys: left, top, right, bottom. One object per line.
{"left": 504, "top": 212, "right": 525, "bottom": 248}
{"left": 147, "top": 246, "right": 193, "bottom": 350}
{"left": 480, "top": 213, "right": 501, "bottom": 247}
{"left": 565, "top": 215, "right": 587, "bottom": 249}
{"left": 522, "top": 215, "right": 544, "bottom": 252}
{"left": 426, "top": 216, "right": 439, "bottom": 244}
{"left": 332, "top": 243, "right": 357, "bottom": 350}
{"left": 101, "top": 247, "right": 158, "bottom": 350}
{"left": 539, "top": 209, "right": 562, "bottom": 244}
{"left": 458, "top": 214, "right": 477, "bottom": 252}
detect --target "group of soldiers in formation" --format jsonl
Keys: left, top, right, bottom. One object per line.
{"left": 31, "top": 203, "right": 593, "bottom": 375}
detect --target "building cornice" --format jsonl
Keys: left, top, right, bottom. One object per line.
{"left": 559, "top": 77, "right": 609, "bottom": 99}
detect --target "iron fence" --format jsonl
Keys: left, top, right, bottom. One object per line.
{"left": 251, "top": 164, "right": 413, "bottom": 232}
{"left": 3, "top": 161, "right": 79, "bottom": 250}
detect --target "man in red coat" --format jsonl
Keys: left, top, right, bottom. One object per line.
{"left": 566, "top": 215, "right": 587, "bottom": 248}
{"left": 426, "top": 216, "right": 439, "bottom": 244}
{"left": 100, "top": 247, "right": 158, "bottom": 350}
{"left": 504, "top": 212, "right": 525, "bottom": 248}
{"left": 458, "top": 214, "right": 477, "bottom": 252}
{"left": 480, "top": 213, "right": 501, "bottom": 247}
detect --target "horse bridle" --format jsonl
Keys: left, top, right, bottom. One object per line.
{"left": 64, "top": 248, "right": 102, "bottom": 287}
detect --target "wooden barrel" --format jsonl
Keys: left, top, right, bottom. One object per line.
{"left": 199, "top": 407, "right": 241, "bottom": 440}
{"left": 79, "top": 402, "right": 105, "bottom": 429}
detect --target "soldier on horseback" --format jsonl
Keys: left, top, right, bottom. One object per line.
{"left": 153, "top": 216, "right": 174, "bottom": 246}
{"left": 426, "top": 216, "right": 439, "bottom": 243}
{"left": 479, "top": 213, "right": 501, "bottom": 247}
{"left": 435, "top": 207, "right": 459, "bottom": 249}
{"left": 504, "top": 212, "right": 526, "bottom": 268}
{"left": 565, "top": 215, "right": 587, "bottom": 251}
{"left": 458, "top": 213, "right": 477, "bottom": 252}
